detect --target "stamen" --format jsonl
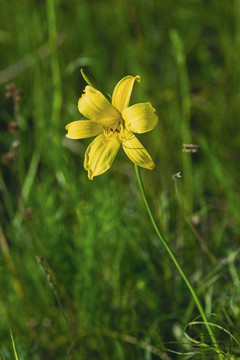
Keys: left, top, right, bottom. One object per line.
{"left": 103, "top": 121, "right": 123, "bottom": 139}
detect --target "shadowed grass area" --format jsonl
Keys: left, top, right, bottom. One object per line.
{"left": 0, "top": 0, "right": 240, "bottom": 359}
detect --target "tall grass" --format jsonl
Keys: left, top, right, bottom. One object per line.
{"left": 0, "top": 0, "right": 240, "bottom": 359}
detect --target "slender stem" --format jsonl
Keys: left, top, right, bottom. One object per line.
{"left": 10, "top": 330, "right": 19, "bottom": 360}
{"left": 134, "top": 165, "right": 223, "bottom": 358}
{"left": 174, "top": 179, "right": 210, "bottom": 253}
{"left": 46, "top": 0, "right": 62, "bottom": 126}
{"left": 174, "top": 179, "right": 230, "bottom": 282}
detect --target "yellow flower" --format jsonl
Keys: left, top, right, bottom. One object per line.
{"left": 65, "top": 75, "right": 158, "bottom": 180}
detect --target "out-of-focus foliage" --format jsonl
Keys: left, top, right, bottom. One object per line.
{"left": 0, "top": 0, "right": 240, "bottom": 359}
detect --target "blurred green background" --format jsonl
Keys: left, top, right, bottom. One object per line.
{"left": 0, "top": 0, "right": 240, "bottom": 359}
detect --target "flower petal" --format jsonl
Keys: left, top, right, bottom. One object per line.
{"left": 122, "top": 130, "right": 155, "bottom": 169}
{"left": 84, "top": 133, "right": 121, "bottom": 180}
{"left": 112, "top": 75, "right": 140, "bottom": 112}
{"left": 65, "top": 120, "right": 103, "bottom": 139}
{"left": 122, "top": 102, "right": 158, "bottom": 134}
{"left": 78, "top": 86, "right": 121, "bottom": 127}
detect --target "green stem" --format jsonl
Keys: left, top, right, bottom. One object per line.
{"left": 46, "top": 0, "right": 62, "bottom": 127}
{"left": 134, "top": 164, "right": 223, "bottom": 358}
{"left": 10, "top": 330, "right": 19, "bottom": 360}
{"left": 174, "top": 179, "right": 230, "bottom": 282}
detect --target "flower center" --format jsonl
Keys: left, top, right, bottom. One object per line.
{"left": 103, "top": 120, "right": 123, "bottom": 140}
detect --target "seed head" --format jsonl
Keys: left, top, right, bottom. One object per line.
{"left": 182, "top": 144, "right": 199, "bottom": 153}
{"left": 171, "top": 172, "right": 181, "bottom": 180}
{"left": 5, "top": 83, "right": 23, "bottom": 101}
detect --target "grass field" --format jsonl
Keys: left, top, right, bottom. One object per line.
{"left": 1, "top": 0, "right": 240, "bottom": 359}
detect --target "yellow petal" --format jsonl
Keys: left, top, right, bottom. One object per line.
{"left": 122, "top": 130, "right": 155, "bottom": 169}
{"left": 112, "top": 75, "right": 140, "bottom": 112}
{"left": 122, "top": 102, "right": 158, "bottom": 134}
{"left": 65, "top": 120, "right": 103, "bottom": 139}
{"left": 84, "top": 133, "right": 121, "bottom": 180}
{"left": 78, "top": 86, "right": 121, "bottom": 127}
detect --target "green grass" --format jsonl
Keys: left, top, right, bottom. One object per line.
{"left": 1, "top": 0, "right": 240, "bottom": 359}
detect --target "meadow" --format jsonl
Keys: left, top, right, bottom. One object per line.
{"left": 0, "top": 0, "right": 240, "bottom": 359}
